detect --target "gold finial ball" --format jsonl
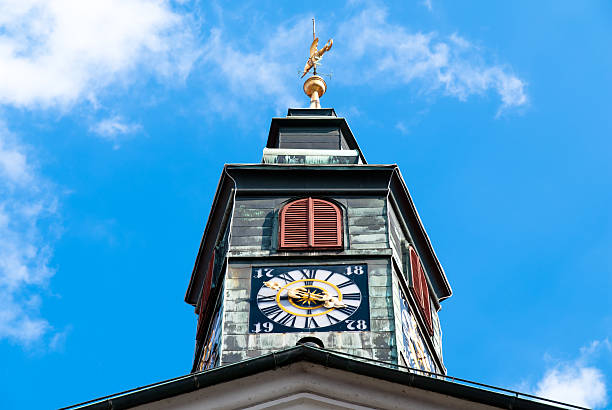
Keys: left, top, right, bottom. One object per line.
{"left": 303, "top": 75, "right": 327, "bottom": 98}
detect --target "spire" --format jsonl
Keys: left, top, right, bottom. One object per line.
{"left": 300, "top": 18, "right": 333, "bottom": 108}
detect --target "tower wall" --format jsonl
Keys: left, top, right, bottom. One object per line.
{"left": 220, "top": 257, "right": 396, "bottom": 365}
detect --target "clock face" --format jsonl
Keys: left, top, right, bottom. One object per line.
{"left": 249, "top": 264, "right": 370, "bottom": 334}
{"left": 399, "top": 288, "right": 435, "bottom": 372}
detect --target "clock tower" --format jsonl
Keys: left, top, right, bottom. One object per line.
{"left": 184, "top": 30, "right": 452, "bottom": 375}
{"left": 185, "top": 103, "right": 452, "bottom": 373}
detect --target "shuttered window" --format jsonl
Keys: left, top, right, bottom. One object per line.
{"left": 279, "top": 198, "right": 342, "bottom": 249}
{"left": 196, "top": 253, "right": 215, "bottom": 340}
{"left": 409, "top": 246, "right": 433, "bottom": 335}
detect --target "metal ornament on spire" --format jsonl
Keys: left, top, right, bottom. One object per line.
{"left": 301, "top": 19, "right": 333, "bottom": 78}
{"left": 301, "top": 18, "right": 333, "bottom": 109}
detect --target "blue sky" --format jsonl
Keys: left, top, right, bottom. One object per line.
{"left": 0, "top": 1, "right": 611, "bottom": 408}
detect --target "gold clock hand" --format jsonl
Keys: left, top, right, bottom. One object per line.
{"left": 288, "top": 286, "right": 342, "bottom": 305}
{"left": 288, "top": 286, "right": 330, "bottom": 301}
{"left": 286, "top": 286, "right": 347, "bottom": 308}
{"left": 287, "top": 286, "right": 309, "bottom": 299}
{"left": 323, "top": 297, "right": 347, "bottom": 308}
{"left": 263, "top": 280, "right": 282, "bottom": 291}
{"left": 311, "top": 292, "right": 332, "bottom": 302}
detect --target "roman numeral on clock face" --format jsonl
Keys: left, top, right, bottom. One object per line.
{"left": 323, "top": 271, "right": 335, "bottom": 282}
{"left": 342, "top": 293, "right": 361, "bottom": 301}
{"left": 325, "top": 313, "right": 341, "bottom": 325}
{"left": 277, "top": 313, "right": 296, "bottom": 327}
{"left": 277, "top": 271, "right": 297, "bottom": 284}
{"left": 305, "top": 317, "right": 320, "bottom": 329}
{"left": 257, "top": 294, "right": 276, "bottom": 303}
{"left": 300, "top": 269, "right": 316, "bottom": 280}
{"left": 260, "top": 305, "right": 282, "bottom": 319}
{"left": 336, "top": 305, "right": 357, "bottom": 316}
{"left": 298, "top": 269, "right": 316, "bottom": 286}
{"left": 337, "top": 280, "right": 353, "bottom": 289}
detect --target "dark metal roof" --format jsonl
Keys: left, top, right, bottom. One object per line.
{"left": 61, "top": 345, "right": 581, "bottom": 410}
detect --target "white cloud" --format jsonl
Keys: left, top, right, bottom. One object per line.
{"left": 90, "top": 116, "right": 143, "bottom": 149}
{"left": 422, "top": 0, "right": 433, "bottom": 12}
{"left": 0, "top": 124, "right": 58, "bottom": 346}
{"left": 535, "top": 366, "right": 607, "bottom": 408}
{"left": 531, "top": 339, "right": 610, "bottom": 408}
{"left": 0, "top": 0, "right": 200, "bottom": 347}
{"left": 0, "top": 0, "right": 200, "bottom": 109}
{"left": 335, "top": 7, "right": 527, "bottom": 114}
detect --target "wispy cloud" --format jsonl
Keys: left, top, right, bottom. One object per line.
{"left": 335, "top": 7, "right": 527, "bottom": 114}
{"left": 395, "top": 121, "right": 409, "bottom": 135}
{"left": 422, "top": 0, "right": 433, "bottom": 12}
{"left": 530, "top": 339, "right": 610, "bottom": 408}
{"left": 0, "top": 123, "right": 58, "bottom": 346}
{"left": 0, "top": 132, "right": 32, "bottom": 185}
{"left": 49, "top": 325, "right": 72, "bottom": 352}
{"left": 90, "top": 116, "right": 143, "bottom": 149}
{"left": 200, "top": 22, "right": 307, "bottom": 115}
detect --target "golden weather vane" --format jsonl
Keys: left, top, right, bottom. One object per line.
{"left": 301, "top": 18, "right": 333, "bottom": 78}
{"left": 301, "top": 19, "right": 333, "bottom": 108}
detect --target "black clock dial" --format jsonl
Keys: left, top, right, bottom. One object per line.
{"left": 249, "top": 264, "right": 370, "bottom": 334}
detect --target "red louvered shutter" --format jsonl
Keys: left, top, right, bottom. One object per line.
{"left": 409, "top": 246, "right": 422, "bottom": 302}
{"left": 280, "top": 198, "right": 309, "bottom": 248}
{"left": 312, "top": 199, "right": 342, "bottom": 247}
{"left": 195, "top": 296, "right": 205, "bottom": 340}
{"left": 418, "top": 262, "right": 433, "bottom": 335}
{"left": 280, "top": 198, "right": 342, "bottom": 249}
{"left": 196, "top": 253, "right": 214, "bottom": 340}
{"left": 409, "top": 245, "right": 433, "bottom": 335}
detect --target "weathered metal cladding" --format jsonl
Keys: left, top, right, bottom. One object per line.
{"left": 220, "top": 258, "right": 396, "bottom": 366}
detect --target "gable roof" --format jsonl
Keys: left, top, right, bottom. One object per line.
{"left": 61, "top": 345, "right": 580, "bottom": 410}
